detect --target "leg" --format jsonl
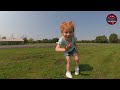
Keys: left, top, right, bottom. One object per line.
{"left": 65, "top": 56, "right": 72, "bottom": 78}
{"left": 73, "top": 53, "right": 80, "bottom": 75}
{"left": 65, "top": 56, "right": 72, "bottom": 72}
{"left": 73, "top": 53, "right": 80, "bottom": 66}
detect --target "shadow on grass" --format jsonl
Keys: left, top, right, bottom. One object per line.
{"left": 80, "top": 64, "right": 93, "bottom": 72}
{"left": 64, "top": 64, "right": 94, "bottom": 79}
{"left": 79, "top": 64, "right": 93, "bottom": 76}
{"left": 71, "top": 64, "right": 93, "bottom": 76}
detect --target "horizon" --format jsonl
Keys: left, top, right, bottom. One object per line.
{"left": 0, "top": 11, "right": 120, "bottom": 41}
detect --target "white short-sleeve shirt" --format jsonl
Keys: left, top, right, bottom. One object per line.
{"left": 56, "top": 36, "right": 77, "bottom": 53}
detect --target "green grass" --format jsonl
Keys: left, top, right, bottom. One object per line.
{"left": 0, "top": 43, "right": 120, "bottom": 79}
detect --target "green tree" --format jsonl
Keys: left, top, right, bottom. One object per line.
{"left": 109, "top": 33, "right": 118, "bottom": 43}
{"left": 28, "top": 38, "right": 34, "bottom": 43}
{"left": 43, "top": 39, "right": 48, "bottom": 43}
{"left": 23, "top": 37, "right": 28, "bottom": 44}
{"left": 51, "top": 38, "right": 59, "bottom": 43}
{"left": 95, "top": 35, "right": 108, "bottom": 43}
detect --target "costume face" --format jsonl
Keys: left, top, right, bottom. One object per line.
{"left": 62, "top": 28, "right": 74, "bottom": 40}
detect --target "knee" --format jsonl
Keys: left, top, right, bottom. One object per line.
{"left": 75, "top": 57, "right": 79, "bottom": 62}
{"left": 67, "top": 60, "right": 71, "bottom": 64}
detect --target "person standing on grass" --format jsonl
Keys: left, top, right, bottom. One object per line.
{"left": 55, "top": 21, "right": 80, "bottom": 78}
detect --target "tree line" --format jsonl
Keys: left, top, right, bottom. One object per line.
{"left": 95, "top": 33, "right": 119, "bottom": 43}
{"left": 23, "top": 33, "right": 120, "bottom": 44}
{"left": 1, "top": 33, "right": 119, "bottom": 45}
{"left": 23, "top": 37, "right": 59, "bottom": 44}
{"left": 77, "top": 33, "right": 120, "bottom": 43}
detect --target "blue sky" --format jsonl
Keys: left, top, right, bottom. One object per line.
{"left": 0, "top": 11, "right": 120, "bottom": 40}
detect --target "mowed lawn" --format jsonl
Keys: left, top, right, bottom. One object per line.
{"left": 0, "top": 43, "right": 120, "bottom": 79}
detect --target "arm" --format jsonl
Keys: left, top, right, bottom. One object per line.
{"left": 74, "top": 36, "right": 79, "bottom": 53}
{"left": 55, "top": 43, "right": 72, "bottom": 52}
{"left": 55, "top": 44, "right": 66, "bottom": 52}
{"left": 75, "top": 43, "right": 79, "bottom": 54}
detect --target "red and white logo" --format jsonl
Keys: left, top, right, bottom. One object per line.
{"left": 106, "top": 14, "right": 117, "bottom": 25}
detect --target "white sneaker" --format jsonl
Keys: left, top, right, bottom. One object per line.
{"left": 66, "top": 71, "right": 72, "bottom": 78}
{"left": 75, "top": 66, "right": 79, "bottom": 75}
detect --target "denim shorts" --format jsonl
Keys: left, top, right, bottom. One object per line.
{"left": 64, "top": 48, "right": 77, "bottom": 57}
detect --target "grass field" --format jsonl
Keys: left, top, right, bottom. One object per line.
{"left": 0, "top": 43, "right": 120, "bottom": 79}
